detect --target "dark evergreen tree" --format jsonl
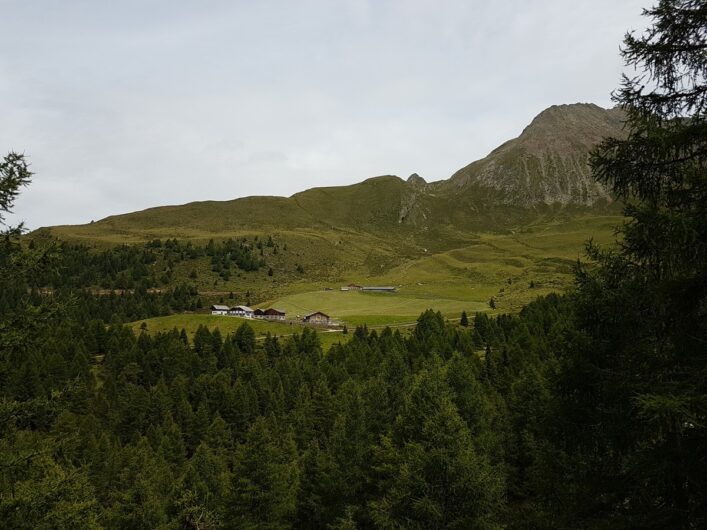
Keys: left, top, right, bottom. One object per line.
{"left": 556, "top": 2, "right": 707, "bottom": 526}
{"left": 370, "top": 358, "right": 503, "bottom": 528}
{"left": 226, "top": 418, "right": 300, "bottom": 529}
{"left": 233, "top": 322, "right": 256, "bottom": 354}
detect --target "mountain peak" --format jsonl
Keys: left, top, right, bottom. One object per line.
{"left": 528, "top": 102, "right": 604, "bottom": 120}
{"left": 445, "top": 102, "right": 626, "bottom": 206}
{"left": 514, "top": 103, "right": 625, "bottom": 153}
{"left": 406, "top": 173, "right": 427, "bottom": 187}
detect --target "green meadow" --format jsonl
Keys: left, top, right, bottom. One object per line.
{"left": 129, "top": 313, "right": 351, "bottom": 350}
{"left": 265, "top": 290, "right": 487, "bottom": 321}
{"left": 119, "top": 214, "right": 620, "bottom": 334}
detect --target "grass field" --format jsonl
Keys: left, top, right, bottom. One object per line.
{"left": 116, "top": 214, "right": 620, "bottom": 337}
{"left": 263, "top": 290, "right": 488, "bottom": 321}
{"left": 129, "top": 314, "right": 351, "bottom": 350}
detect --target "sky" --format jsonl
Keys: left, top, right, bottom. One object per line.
{"left": 1, "top": 0, "right": 648, "bottom": 229}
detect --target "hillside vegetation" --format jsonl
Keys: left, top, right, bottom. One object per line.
{"left": 34, "top": 104, "right": 626, "bottom": 327}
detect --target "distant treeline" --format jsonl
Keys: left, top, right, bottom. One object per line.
{"left": 2, "top": 280, "right": 200, "bottom": 324}
{"left": 28, "top": 236, "right": 266, "bottom": 290}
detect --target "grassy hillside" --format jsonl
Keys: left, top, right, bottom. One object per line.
{"left": 39, "top": 103, "right": 626, "bottom": 331}
{"left": 120, "top": 214, "right": 619, "bottom": 340}
{"left": 38, "top": 205, "right": 622, "bottom": 331}
{"left": 123, "top": 210, "right": 609, "bottom": 343}
{"left": 264, "top": 290, "right": 488, "bottom": 321}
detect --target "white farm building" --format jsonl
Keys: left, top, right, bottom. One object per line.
{"left": 229, "top": 305, "right": 254, "bottom": 318}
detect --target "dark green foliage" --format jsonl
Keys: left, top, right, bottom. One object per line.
{"left": 0, "top": 152, "right": 32, "bottom": 233}
{"left": 233, "top": 322, "right": 256, "bottom": 354}
{"left": 28, "top": 236, "right": 264, "bottom": 291}
{"left": 370, "top": 358, "right": 503, "bottom": 528}
{"left": 0, "top": 433, "right": 102, "bottom": 529}
{"left": 226, "top": 418, "right": 300, "bottom": 529}
{"left": 552, "top": 2, "right": 707, "bottom": 526}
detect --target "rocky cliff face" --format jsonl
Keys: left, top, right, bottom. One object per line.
{"left": 442, "top": 103, "right": 626, "bottom": 206}
{"left": 398, "top": 174, "right": 429, "bottom": 225}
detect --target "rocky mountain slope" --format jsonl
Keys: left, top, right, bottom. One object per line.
{"left": 442, "top": 103, "right": 626, "bottom": 206}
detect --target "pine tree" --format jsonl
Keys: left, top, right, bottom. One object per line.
{"left": 233, "top": 322, "right": 256, "bottom": 354}
{"left": 174, "top": 443, "right": 229, "bottom": 528}
{"left": 294, "top": 441, "right": 338, "bottom": 528}
{"left": 370, "top": 358, "right": 503, "bottom": 528}
{"left": 263, "top": 332, "right": 281, "bottom": 358}
{"left": 226, "top": 418, "right": 300, "bottom": 529}
{"left": 0, "top": 152, "right": 32, "bottom": 235}
{"left": 558, "top": 2, "right": 707, "bottom": 526}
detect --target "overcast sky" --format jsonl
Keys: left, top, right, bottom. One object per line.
{"left": 2, "top": 0, "right": 648, "bottom": 229}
